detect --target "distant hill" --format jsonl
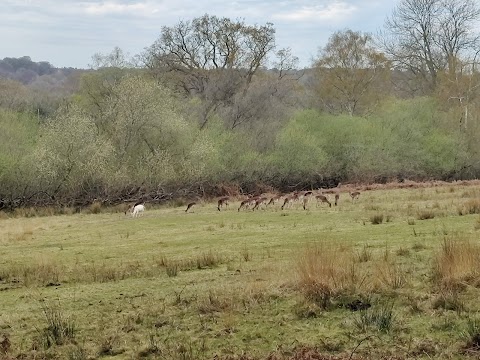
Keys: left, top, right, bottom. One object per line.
{"left": 0, "top": 56, "right": 79, "bottom": 85}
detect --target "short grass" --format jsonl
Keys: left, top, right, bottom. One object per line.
{"left": 1, "top": 185, "right": 480, "bottom": 359}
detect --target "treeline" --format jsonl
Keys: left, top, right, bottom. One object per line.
{"left": 0, "top": 56, "right": 77, "bottom": 84}
{"left": 1, "top": 0, "right": 480, "bottom": 209}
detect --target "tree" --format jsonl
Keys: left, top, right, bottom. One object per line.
{"left": 89, "top": 46, "right": 136, "bottom": 69}
{"left": 102, "top": 75, "right": 191, "bottom": 165}
{"left": 0, "top": 78, "right": 30, "bottom": 111}
{"left": 33, "top": 105, "right": 114, "bottom": 202}
{"left": 73, "top": 48, "right": 139, "bottom": 120}
{"left": 144, "top": 14, "right": 276, "bottom": 128}
{"left": 312, "top": 30, "right": 390, "bottom": 116}
{"left": 73, "top": 67, "right": 133, "bottom": 121}
{"left": 435, "top": 55, "right": 480, "bottom": 130}
{"left": 381, "top": 0, "right": 480, "bottom": 94}
{"left": 272, "top": 47, "right": 300, "bottom": 79}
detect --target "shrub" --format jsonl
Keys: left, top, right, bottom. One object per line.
{"left": 370, "top": 213, "right": 384, "bottom": 225}
{"left": 87, "top": 201, "right": 102, "bottom": 214}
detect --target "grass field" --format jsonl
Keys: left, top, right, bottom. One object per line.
{"left": 1, "top": 184, "right": 480, "bottom": 359}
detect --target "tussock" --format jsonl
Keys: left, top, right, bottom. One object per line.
{"left": 296, "top": 245, "right": 368, "bottom": 309}
{"left": 432, "top": 236, "right": 480, "bottom": 290}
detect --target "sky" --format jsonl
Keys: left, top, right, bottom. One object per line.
{"left": 1, "top": 0, "right": 398, "bottom": 69}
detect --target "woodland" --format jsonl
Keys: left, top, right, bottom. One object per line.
{"left": 1, "top": 0, "right": 480, "bottom": 209}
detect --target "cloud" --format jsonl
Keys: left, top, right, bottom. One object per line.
{"left": 83, "top": 1, "right": 160, "bottom": 16}
{"left": 273, "top": 1, "right": 357, "bottom": 23}
{"left": 0, "top": 0, "right": 396, "bottom": 68}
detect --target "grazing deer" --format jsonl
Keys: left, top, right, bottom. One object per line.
{"left": 301, "top": 192, "right": 314, "bottom": 210}
{"left": 292, "top": 191, "right": 303, "bottom": 203}
{"left": 334, "top": 193, "right": 340, "bottom": 206}
{"left": 185, "top": 202, "right": 196, "bottom": 213}
{"left": 125, "top": 201, "right": 144, "bottom": 215}
{"left": 350, "top": 191, "right": 360, "bottom": 202}
{"left": 296, "top": 191, "right": 313, "bottom": 204}
{"left": 281, "top": 195, "right": 296, "bottom": 210}
{"left": 252, "top": 197, "right": 269, "bottom": 211}
{"left": 131, "top": 204, "right": 145, "bottom": 217}
{"left": 267, "top": 195, "right": 282, "bottom": 206}
{"left": 314, "top": 194, "right": 331, "bottom": 208}
{"left": 217, "top": 196, "right": 230, "bottom": 211}
{"left": 303, "top": 191, "right": 313, "bottom": 198}
{"left": 238, "top": 197, "right": 257, "bottom": 211}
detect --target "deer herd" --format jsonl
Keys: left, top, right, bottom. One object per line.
{"left": 125, "top": 190, "right": 361, "bottom": 217}
{"left": 193, "top": 190, "right": 360, "bottom": 214}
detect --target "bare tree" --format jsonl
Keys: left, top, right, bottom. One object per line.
{"left": 89, "top": 46, "right": 135, "bottom": 69}
{"left": 437, "top": 0, "right": 480, "bottom": 74}
{"left": 272, "top": 47, "right": 300, "bottom": 79}
{"left": 436, "top": 52, "right": 480, "bottom": 130}
{"left": 380, "top": 0, "right": 480, "bottom": 94}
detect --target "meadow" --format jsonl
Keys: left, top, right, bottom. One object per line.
{"left": 1, "top": 182, "right": 480, "bottom": 359}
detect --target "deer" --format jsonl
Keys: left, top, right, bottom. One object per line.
{"left": 350, "top": 191, "right": 361, "bottom": 202}
{"left": 334, "top": 193, "right": 340, "bottom": 206}
{"left": 131, "top": 203, "right": 145, "bottom": 217}
{"left": 281, "top": 194, "right": 297, "bottom": 210}
{"left": 217, "top": 196, "right": 230, "bottom": 211}
{"left": 301, "top": 191, "right": 315, "bottom": 210}
{"left": 252, "top": 197, "right": 269, "bottom": 211}
{"left": 267, "top": 195, "right": 282, "bottom": 206}
{"left": 238, "top": 196, "right": 259, "bottom": 211}
{"left": 185, "top": 202, "right": 196, "bottom": 213}
{"left": 314, "top": 194, "right": 331, "bottom": 208}
{"left": 125, "top": 201, "right": 144, "bottom": 216}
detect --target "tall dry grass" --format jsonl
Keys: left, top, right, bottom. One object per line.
{"left": 374, "top": 260, "right": 408, "bottom": 290}
{"left": 432, "top": 236, "right": 480, "bottom": 290}
{"left": 296, "top": 245, "right": 369, "bottom": 309}
{"left": 457, "top": 199, "right": 480, "bottom": 216}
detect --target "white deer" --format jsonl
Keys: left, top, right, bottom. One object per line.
{"left": 129, "top": 203, "right": 145, "bottom": 217}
